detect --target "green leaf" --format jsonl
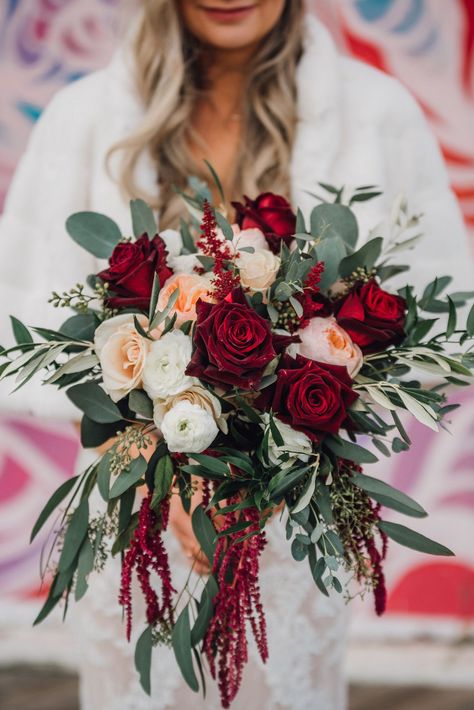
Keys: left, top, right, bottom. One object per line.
{"left": 466, "top": 303, "right": 474, "bottom": 337}
{"left": 129, "top": 390, "right": 154, "bottom": 420}
{"left": 268, "top": 414, "right": 284, "bottom": 447}
{"left": 215, "top": 211, "right": 234, "bottom": 240}
{"left": 188, "top": 454, "right": 230, "bottom": 477}
{"left": 130, "top": 199, "right": 157, "bottom": 239}
{"left": 67, "top": 382, "right": 122, "bottom": 423}
{"left": 66, "top": 211, "right": 122, "bottom": 259}
{"left": 151, "top": 455, "right": 174, "bottom": 509}
{"left": 191, "top": 575, "right": 218, "bottom": 646}
{"left": 97, "top": 452, "right": 112, "bottom": 502}
{"left": 378, "top": 521, "right": 454, "bottom": 556}
{"left": 74, "top": 536, "right": 94, "bottom": 601}
{"left": 269, "top": 465, "right": 312, "bottom": 499}
{"left": 310, "top": 203, "right": 358, "bottom": 250}
{"left": 109, "top": 456, "right": 147, "bottom": 498}
{"left": 33, "top": 580, "right": 62, "bottom": 625}
{"left": 30, "top": 475, "right": 79, "bottom": 543}
{"left": 148, "top": 273, "right": 161, "bottom": 322}
{"left": 10, "top": 316, "right": 33, "bottom": 345}
{"left": 172, "top": 606, "right": 199, "bottom": 693}
{"left": 316, "top": 236, "right": 347, "bottom": 290}
{"left": 352, "top": 472, "right": 427, "bottom": 518}
{"left": 204, "top": 160, "right": 225, "bottom": 205}
{"left": 180, "top": 218, "right": 197, "bottom": 254}
{"left": 119, "top": 486, "right": 136, "bottom": 534}
{"left": 58, "top": 498, "right": 89, "bottom": 572}
{"left": 325, "top": 436, "right": 379, "bottom": 464}
{"left": 60, "top": 313, "right": 99, "bottom": 341}
{"left": 80, "top": 415, "right": 121, "bottom": 448}
{"left": 349, "top": 191, "right": 382, "bottom": 204}
{"left": 135, "top": 625, "right": 153, "bottom": 695}
{"left": 339, "top": 237, "right": 383, "bottom": 278}
{"left": 446, "top": 296, "right": 457, "bottom": 340}
{"left": 192, "top": 505, "right": 217, "bottom": 565}
{"left": 308, "top": 546, "right": 329, "bottom": 597}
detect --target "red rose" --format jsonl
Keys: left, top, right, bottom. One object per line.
{"left": 232, "top": 192, "right": 296, "bottom": 254}
{"left": 186, "top": 289, "right": 277, "bottom": 390}
{"left": 97, "top": 234, "right": 172, "bottom": 310}
{"left": 257, "top": 354, "right": 358, "bottom": 440}
{"left": 335, "top": 279, "right": 406, "bottom": 352}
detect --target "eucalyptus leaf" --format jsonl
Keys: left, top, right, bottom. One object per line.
{"left": 58, "top": 498, "right": 89, "bottom": 572}
{"left": 172, "top": 606, "right": 199, "bottom": 693}
{"left": 67, "top": 382, "right": 122, "bottom": 423}
{"left": 109, "top": 456, "right": 147, "bottom": 498}
{"left": 60, "top": 312, "right": 99, "bottom": 341}
{"left": 378, "top": 521, "right": 454, "bottom": 556}
{"left": 74, "top": 536, "right": 94, "bottom": 601}
{"left": 352, "top": 472, "right": 427, "bottom": 518}
{"left": 325, "top": 436, "right": 378, "bottom": 464}
{"left": 10, "top": 316, "right": 33, "bottom": 345}
{"left": 129, "top": 390, "right": 154, "bottom": 420}
{"left": 66, "top": 211, "right": 122, "bottom": 259}
{"left": 30, "top": 475, "right": 79, "bottom": 542}
{"left": 192, "top": 505, "right": 217, "bottom": 565}
{"left": 135, "top": 625, "right": 153, "bottom": 695}
{"left": 130, "top": 199, "right": 157, "bottom": 239}
{"left": 191, "top": 575, "right": 219, "bottom": 646}
{"left": 151, "top": 455, "right": 174, "bottom": 509}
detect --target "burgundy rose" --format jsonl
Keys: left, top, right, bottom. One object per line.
{"left": 256, "top": 353, "right": 358, "bottom": 441}
{"left": 97, "top": 234, "right": 172, "bottom": 310}
{"left": 186, "top": 289, "right": 277, "bottom": 390}
{"left": 334, "top": 279, "right": 406, "bottom": 353}
{"left": 232, "top": 192, "right": 296, "bottom": 254}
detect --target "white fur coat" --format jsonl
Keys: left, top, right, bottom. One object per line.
{"left": 0, "top": 15, "right": 472, "bottom": 417}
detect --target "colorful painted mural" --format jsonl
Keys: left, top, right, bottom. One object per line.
{"left": 0, "top": 0, "right": 473, "bottom": 640}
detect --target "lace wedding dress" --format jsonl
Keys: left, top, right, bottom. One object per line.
{"left": 72, "top": 463, "right": 348, "bottom": 710}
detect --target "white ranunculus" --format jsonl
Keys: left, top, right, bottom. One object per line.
{"left": 159, "top": 228, "right": 182, "bottom": 258}
{"left": 161, "top": 400, "right": 219, "bottom": 453}
{"left": 237, "top": 248, "right": 280, "bottom": 293}
{"left": 142, "top": 330, "right": 195, "bottom": 400}
{"left": 94, "top": 313, "right": 150, "bottom": 402}
{"left": 261, "top": 414, "right": 313, "bottom": 468}
{"left": 153, "top": 384, "right": 227, "bottom": 433}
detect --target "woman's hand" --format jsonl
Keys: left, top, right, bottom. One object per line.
{"left": 169, "top": 490, "right": 212, "bottom": 575}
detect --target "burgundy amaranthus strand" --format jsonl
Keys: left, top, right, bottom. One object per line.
{"left": 119, "top": 493, "right": 175, "bottom": 641}
{"left": 197, "top": 200, "right": 240, "bottom": 300}
{"left": 296, "top": 260, "right": 326, "bottom": 329}
{"left": 204, "top": 500, "right": 268, "bottom": 708}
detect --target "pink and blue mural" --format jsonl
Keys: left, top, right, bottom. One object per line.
{"left": 0, "top": 0, "right": 473, "bottom": 636}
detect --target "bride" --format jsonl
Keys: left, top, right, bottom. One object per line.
{"left": 0, "top": 1, "right": 471, "bottom": 708}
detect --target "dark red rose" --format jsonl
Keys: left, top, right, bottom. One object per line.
{"left": 97, "top": 234, "right": 172, "bottom": 310}
{"left": 186, "top": 288, "right": 277, "bottom": 390}
{"left": 232, "top": 193, "right": 296, "bottom": 254}
{"left": 256, "top": 354, "right": 358, "bottom": 441}
{"left": 335, "top": 279, "right": 406, "bottom": 353}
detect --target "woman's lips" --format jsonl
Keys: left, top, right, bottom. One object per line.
{"left": 199, "top": 4, "right": 256, "bottom": 23}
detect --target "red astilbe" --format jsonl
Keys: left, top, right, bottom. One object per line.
{"left": 197, "top": 200, "right": 240, "bottom": 300}
{"left": 204, "top": 501, "right": 268, "bottom": 708}
{"left": 297, "top": 260, "right": 330, "bottom": 329}
{"left": 119, "top": 493, "right": 175, "bottom": 641}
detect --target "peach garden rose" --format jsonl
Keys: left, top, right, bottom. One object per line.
{"left": 156, "top": 273, "right": 215, "bottom": 326}
{"left": 295, "top": 316, "right": 363, "bottom": 377}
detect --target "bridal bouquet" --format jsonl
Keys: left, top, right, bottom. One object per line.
{"left": 1, "top": 174, "right": 473, "bottom": 707}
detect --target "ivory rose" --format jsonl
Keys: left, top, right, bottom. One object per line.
{"left": 94, "top": 313, "right": 150, "bottom": 402}
{"left": 233, "top": 227, "right": 268, "bottom": 251}
{"left": 156, "top": 273, "right": 214, "bottom": 326}
{"left": 237, "top": 248, "right": 280, "bottom": 294}
{"left": 296, "top": 316, "right": 363, "bottom": 377}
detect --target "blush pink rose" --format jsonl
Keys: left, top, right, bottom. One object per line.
{"left": 296, "top": 316, "right": 363, "bottom": 378}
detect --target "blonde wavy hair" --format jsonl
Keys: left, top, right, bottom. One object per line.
{"left": 108, "top": 0, "right": 305, "bottom": 229}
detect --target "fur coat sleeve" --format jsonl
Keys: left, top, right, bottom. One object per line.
{"left": 0, "top": 21, "right": 472, "bottom": 418}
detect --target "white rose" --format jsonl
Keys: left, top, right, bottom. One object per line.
{"left": 153, "top": 384, "right": 227, "bottom": 433}
{"left": 237, "top": 248, "right": 280, "bottom": 293}
{"left": 161, "top": 400, "right": 219, "bottom": 453}
{"left": 142, "top": 330, "right": 196, "bottom": 399}
{"left": 233, "top": 227, "right": 268, "bottom": 251}
{"left": 295, "top": 316, "right": 363, "bottom": 377}
{"left": 159, "top": 228, "right": 182, "bottom": 258}
{"left": 261, "top": 414, "right": 313, "bottom": 468}
{"left": 94, "top": 313, "right": 150, "bottom": 402}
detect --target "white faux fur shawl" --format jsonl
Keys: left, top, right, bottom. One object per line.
{"left": 0, "top": 15, "right": 472, "bottom": 417}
